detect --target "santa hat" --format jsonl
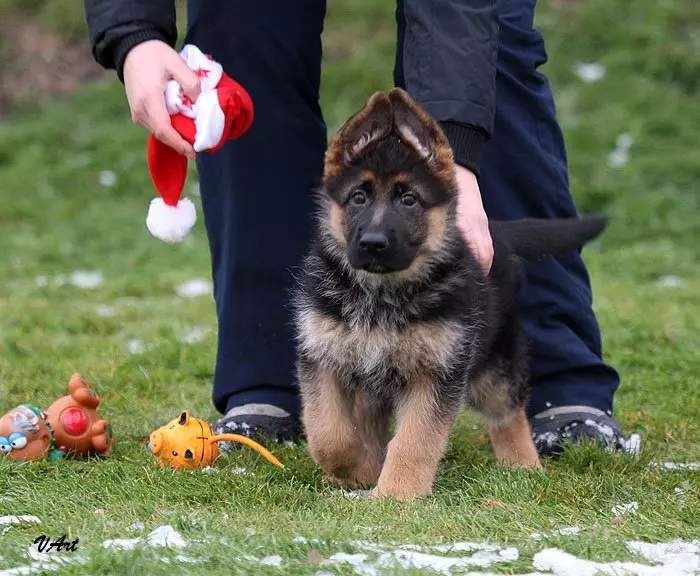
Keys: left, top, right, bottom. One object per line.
{"left": 145, "top": 44, "right": 254, "bottom": 243}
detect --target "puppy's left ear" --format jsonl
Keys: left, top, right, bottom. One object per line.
{"left": 388, "top": 88, "right": 454, "bottom": 175}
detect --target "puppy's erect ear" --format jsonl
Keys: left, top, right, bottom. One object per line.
{"left": 324, "top": 91, "right": 393, "bottom": 181}
{"left": 388, "top": 88, "right": 455, "bottom": 180}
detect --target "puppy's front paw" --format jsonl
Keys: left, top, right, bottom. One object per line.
{"left": 369, "top": 475, "right": 432, "bottom": 502}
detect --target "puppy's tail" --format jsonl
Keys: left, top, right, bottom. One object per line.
{"left": 489, "top": 215, "right": 609, "bottom": 261}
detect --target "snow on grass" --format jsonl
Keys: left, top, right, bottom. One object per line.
{"left": 530, "top": 527, "right": 582, "bottom": 541}
{"left": 126, "top": 339, "right": 145, "bottom": 355}
{"left": 180, "top": 327, "right": 209, "bottom": 344}
{"left": 533, "top": 540, "right": 700, "bottom": 576}
{"left": 176, "top": 279, "right": 212, "bottom": 298}
{"left": 611, "top": 502, "right": 639, "bottom": 516}
{"left": 649, "top": 461, "right": 700, "bottom": 471}
{"left": 0, "top": 516, "right": 41, "bottom": 526}
{"left": 98, "top": 170, "right": 117, "bottom": 187}
{"left": 656, "top": 275, "right": 683, "bottom": 288}
{"left": 573, "top": 62, "right": 606, "bottom": 82}
{"left": 103, "top": 525, "right": 186, "bottom": 551}
{"left": 608, "top": 133, "right": 634, "bottom": 168}
{"left": 69, "top": 271, "right": 104, "bottom": 289}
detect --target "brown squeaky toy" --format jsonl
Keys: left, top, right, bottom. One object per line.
{"left": 44, "top": 374, "right": 115, "bottom": 458}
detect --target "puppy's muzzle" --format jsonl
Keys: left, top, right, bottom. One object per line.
{"left": 359, "top": 230, "right": 390, "bottom": 253}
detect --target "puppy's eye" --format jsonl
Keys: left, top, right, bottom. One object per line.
{"left": 350, "top": 191, "right": 367, "bottom": 206}
{"left": 400, "top": 193, "right": 418, "bottom": 207}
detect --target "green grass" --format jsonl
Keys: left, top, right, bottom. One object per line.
{"left": 1, "top": 0, "right": 699, "bottom": 574}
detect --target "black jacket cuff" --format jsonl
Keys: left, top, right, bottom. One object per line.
{"left": 439, "top": 121, "right": 488, "bottom": 176}
{"left": 114, "top": 29, "right": 172, "bottom": 83}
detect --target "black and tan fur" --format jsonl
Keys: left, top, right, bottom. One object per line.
{"left": 292, "top": 88, "right": 609, "bottom": 501}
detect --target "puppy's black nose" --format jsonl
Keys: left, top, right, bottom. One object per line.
{"left": 359, "top": 231, "right": 390, "bottom": 252}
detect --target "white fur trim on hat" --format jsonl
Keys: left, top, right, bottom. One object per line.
{"left": 193, "top": 90, "right": 226, "bottom": 152}
{"left": 146, "top": 197, "right": 197, "bottom": 244}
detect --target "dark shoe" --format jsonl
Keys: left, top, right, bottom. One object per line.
{"left": 211, "top": 403, "right": 303, "bottom": 453}
{"left": 530, "top": 405, "right": 628, "bottom": 457}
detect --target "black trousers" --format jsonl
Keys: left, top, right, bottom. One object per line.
{"left": 184, "top": 0, "right": 620, "bottom": 419}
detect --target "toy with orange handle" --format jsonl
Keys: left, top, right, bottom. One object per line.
{"left": 147, "top": 409, "right": 284, "bottom": 470}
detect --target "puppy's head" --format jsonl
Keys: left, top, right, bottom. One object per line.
{"left": 320, "top": 89, "right": 458, "bottom": 279}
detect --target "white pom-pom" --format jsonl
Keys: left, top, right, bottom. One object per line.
{"left": 146, "top": 197, "right": 196, "bottom": 243}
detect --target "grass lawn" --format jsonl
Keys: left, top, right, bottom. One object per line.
{"left": 1, "top": 0, "right": 699, "bottom": 574}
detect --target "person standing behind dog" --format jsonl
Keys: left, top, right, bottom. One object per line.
{"left": 83, "top": 0, "right": 628, "bottom": 455}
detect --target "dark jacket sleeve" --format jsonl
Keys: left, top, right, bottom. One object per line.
{"left": 399, "top": 0, "right": 501, "bottom": 175}
{"left": 83, "top": 0, "right": 178, "bottom": 82}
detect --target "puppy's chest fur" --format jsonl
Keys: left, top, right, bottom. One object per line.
{"left": 294, "top": 254, "right": 485, "bottom": 398}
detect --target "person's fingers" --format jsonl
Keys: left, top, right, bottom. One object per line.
{"left": 144, "top": 96, "right": 195, "bottom": 158}
{"left": 167, "top": 54, "right": 202, "bottom": 102}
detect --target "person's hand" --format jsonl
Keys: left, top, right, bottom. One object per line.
{"left": 123, "top": 40, "right": 201, "bottom": 159}
{"left": 455, "top": 165, "right": 494, "bottom": 272}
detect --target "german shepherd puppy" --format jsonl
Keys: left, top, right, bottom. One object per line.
{"left": 292, "top": 88, "right": 608, "bottom": 501}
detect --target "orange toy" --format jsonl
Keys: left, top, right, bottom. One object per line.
{"left": 148, "top": 410, "right": 284, "bottom": 470}
{"left": 44, "top": 373, "right": 114, "bottom": 458}
{"left": 0, "top": 373, "right": 114, "bottom": 461}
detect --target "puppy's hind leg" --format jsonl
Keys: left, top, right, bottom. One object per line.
{"left": 488, "top": 408, "right": 541, "bottom": 469}
{"left": 470, "top": 368, "right": 541, "bottom": 470}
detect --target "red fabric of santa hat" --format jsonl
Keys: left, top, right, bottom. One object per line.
{"left": 145, "top": 45, "right": 254, "bottom": 243}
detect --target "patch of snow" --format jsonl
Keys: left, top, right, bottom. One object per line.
{"left": 222, "top": 513, "right": 229, "bottom": 520}
{"left": 201, "top": 466, "right": 219, "bottom": 474}
{"left": 534, "top": 541, "right": 700, "bottom": 576}
{"left": 96, "top": 304, "right": 117, "bottom": 317}
{"left": 128, "top": 521, "right": 144, "bottom": 532}
{"left": 0, "top": 516, "right": 41, "bottom": 526}
{"left": 148, "top": 526, "right": 186, "bottom": 548}
{"left": 260, "top": 555, "right": 283, "bottom": 567}
{"left": 127, "top": 339, "right": 145, "bottom": 354}
{"left": 573, "top": 62, "right": 606, "bottom": 83}
{"left": 625, "top": 433, "right": 642, "bottom": 456}
{"left": 342, "top": 489, "right": 370, "bottom": 500}
{"left": 181, "top": 327, "right": 208, "bottom": 344}
{"left": 649, "top": 461, "right": 700, "bottom": 471}
{"left": 231, "top": 467, "right": 253, "bottom": 477}
{"left": 102, "top": 537, "right": 141, "bottom": 551}
{"left": 627, "top": 540, "right": 699, "bottom": 571}
{"left": 608, "top": 133, "right": 634, "bottom": 168}
{"left": 323, "top": 541, "right": 521, "bottom": 575}
{"left": 246, "top": 528, "right": 256, "bottom": 537}
{"left": 98, "top": 170, "right": 117, "bottom": 187}
{"left": 34, "top": 276, "right": 48, "bottom": 287}
{"left": 533, "top": 431, "right": 559, "bottom": 447}
{"left": 54, "top": 275, "right": 67, "bottom": 286}
{"left": 103, "top": 525, "right": 186, "bottom": 552}
{"left": 0, "top": 555, "right": 85, "bottom": 576}
{"left": 530, "top": 527, "right": 581, "bottom": 541}
{"left": 611, "top": 502, "right": 639, "bottom": 516}
{"left": 656, "top": 275, "right": 682, "bottom": 289}
{"left": 0, "top": 497, "right": 12, "bottom": 502}
{"left": 176, "top": 279, "right": 212, "bottom": 298}
{"left": 69, "top": 271, "right": 103, "bottom": 289}
{"left": 584, "top": 419, "right": 615, "bottom": 438}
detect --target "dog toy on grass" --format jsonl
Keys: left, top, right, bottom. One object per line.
{"left": 145, "top": 44, "right": 254, "bottom": 243}
{"left": 147, "top": 409, "right": 284, "bottom": 470}
{"left": 0, "top": 373, "right": 115, "bottom": 461}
